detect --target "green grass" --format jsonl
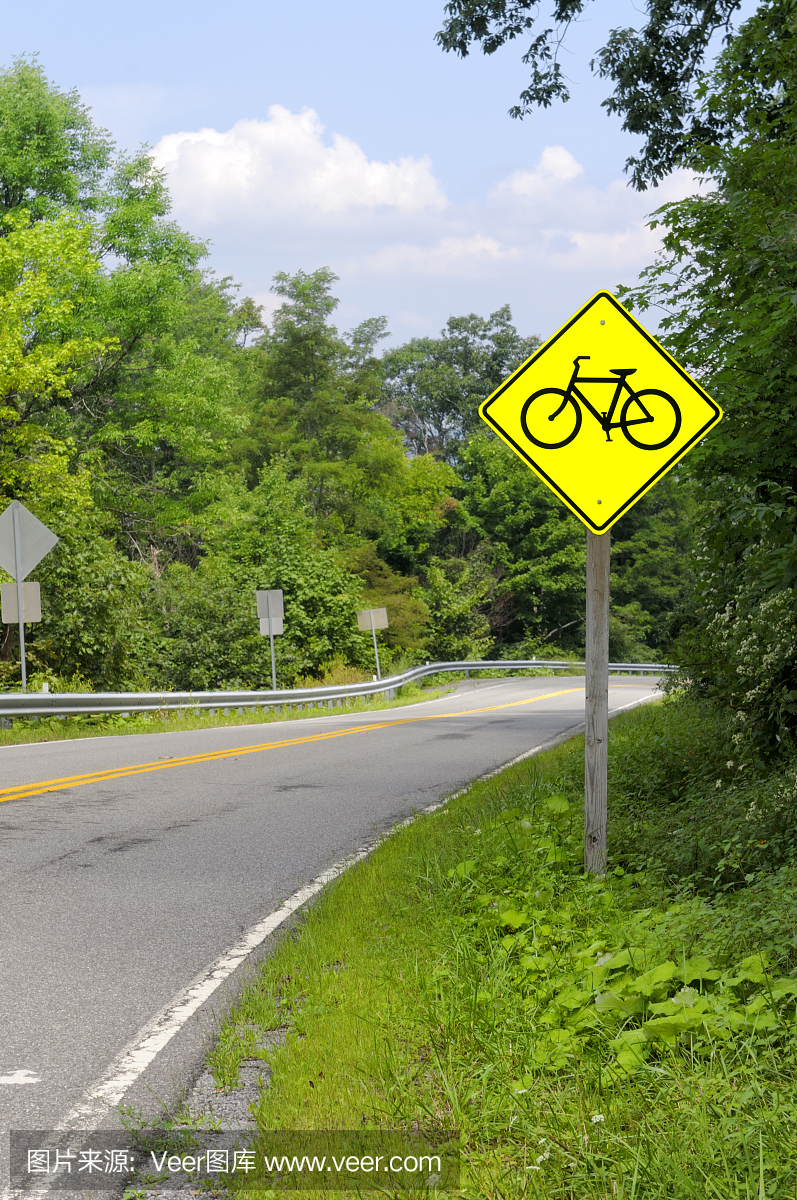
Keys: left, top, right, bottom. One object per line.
{"left": 0, "top": 681, "right": 452, "bottom": 749}
{"left": 195, "top": 700, "right": 797, "bottom": 1198}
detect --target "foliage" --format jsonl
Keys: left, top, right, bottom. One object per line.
{"left": 340, "top": 543, "right": 430, "bottom": 651}
{"left": 247, "top": 268, "right": 462, "bottom": 571}
{"left": 380, "top": 306, "right": 536, "bottom": 461}
{"left": 0, "top": 57, "right": 695, "bottom": 690}
{"left": 457, "top": 431, "right": 586, "bottom": 648}
{"left": 204, "top": 699, "right": 797, "bottom": 1200}
{"left": 450, "top": 435, "right": 688, "bottom": 656}
{"left": 609, "top": 475, "right": 694, "bottom": 657}
{"left": 443, "top": 806, "right": 797, "bottom": 1086}
{"left": 604, "top": 694, "right": 797, "bottom": 885}
{"left": 373, "top": 451, "right": 463, "bottom": 574}
{"left": 0, "top": 431, "right": 152, "bottom": 689}
{"left": 0, "top": 56, "right": 113, "bottom": 217}
{"left": 420, "top": 556, "right": 493, "bottom": 660}
{"left": 436, "top": 0, "right": 762, "bottom": 188}
{"left": 622, "top": 0, "right": 797, "bottom": 743}
{"left": 152, "top": 464, "right": 368, "bottom": 689}
{"left": 0, "top": 211, "right": 113, "bottom": 422}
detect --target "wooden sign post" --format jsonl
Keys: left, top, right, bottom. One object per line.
{"left": 584, "top": 531, "right": 610, "bottom": 874}
{"left": 478, "top": 291, "right": 723, "bottom": 874}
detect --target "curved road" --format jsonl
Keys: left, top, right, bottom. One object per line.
{"left": 0, "top": 674, "right": 657, "bottom": 1150}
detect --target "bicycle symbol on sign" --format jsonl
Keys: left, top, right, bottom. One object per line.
{"left": 520, "top": 355, "right": 682, "bottom": 451}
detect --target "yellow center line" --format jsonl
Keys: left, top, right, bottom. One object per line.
{"left": 0, "top": 683, "right": 642, "bottom": 804}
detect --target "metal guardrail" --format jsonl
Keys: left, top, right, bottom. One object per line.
{"left": 0, "top": 659, "right": 674, "bottom": 721}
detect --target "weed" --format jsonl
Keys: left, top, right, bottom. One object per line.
{"left": 204, "top": 699, "right": 797, "bottom": 1196}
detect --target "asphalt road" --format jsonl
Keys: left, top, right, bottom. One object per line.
{"left": 0, "top": 674, "right": 658, "bottom": 1151}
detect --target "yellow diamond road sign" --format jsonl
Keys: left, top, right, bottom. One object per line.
{"left": 479, "top": 291, "right": 722, "bottom": 534}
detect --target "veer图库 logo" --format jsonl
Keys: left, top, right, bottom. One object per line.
{"left": 10, "top": 1128, "right": 460, "bottom": 1191}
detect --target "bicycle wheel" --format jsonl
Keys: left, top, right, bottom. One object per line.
{"left": 620, "top": 389, "right": 681, "bottom": 450}
{"left": 521, "top": 388, "right": 582, "bottom": 449}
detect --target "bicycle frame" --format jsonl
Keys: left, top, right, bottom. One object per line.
{"left": 561, "top": 356, "right": 645, "bottom": 442}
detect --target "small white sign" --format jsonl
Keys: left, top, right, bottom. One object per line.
{"left": 1, "top": 582, "right": 42, "bottom": 623}
{"left": 259, "top": 616, "right": 284, "bottom": 637}
{"left": 256, "top": 589, "right": 284, "bottom": 619}
{"left": 357, "top": 607, "right": 388, "bottom": 632}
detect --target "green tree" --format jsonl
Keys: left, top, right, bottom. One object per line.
{"left": 247, "top": 269, "right": 464, "bottom": 581}
{"left": 0, "top": 61, "right": 257, "bottom": 568}
{"left": 0, "top": 210, "right": 112, "bottom": 426}
{"left": 610, "top": 475, "right": 695, "bottom": 655}
{"left": 623, "top": 0, "right": 797, "bottom": 742}
{"left": 380, "top": 307, "right": 537, "bottom": 462}
{"left": 0, "top": 431, "right": 152, "bottom": 689}
{"left": 248, "top": 269, "right": 393, "bottom": 509}
{"left": 153, "top": 463, "right": 367, "bottom": 688}
{"left": 341, "top": 543, "right": 431, "bottom": 652}
{"left": 436, "top": 0, "right": 767, "bottom": 188}
{"left": 456, "top": 431, "right": 586, "bottom": 649}
{"left": 420, "top": 558, "right": 493, "bottom": 660}
{"left": 0, "top": 55, "right": 703, "bottom": 689}
{"left": 0, "top": 56, "right": 112, "bottom": 217}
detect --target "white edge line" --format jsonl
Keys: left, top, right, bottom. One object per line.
{"left": 56, "top": 686, "right": 660, "bottom": 1130}
{"left": 57, "top": 858, "right": 367, "bottom": 1128}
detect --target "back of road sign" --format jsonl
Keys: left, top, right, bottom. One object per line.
{"left": 256, "top": 589, "right": 284, "bottom": 620}
{"left": 259, "top": 616, "right": 284, "bottom": 636}
{"left": 0, "top": 501, "right": 59, "bottom": 580}
{"left": 479, "top": 292, "right": 722, "bottom": 533}
{"left": 357, "top": 608, "right": 388, "bottom": 632}
{"left": 1, "top": 582, "right": 42, "bottom": 623}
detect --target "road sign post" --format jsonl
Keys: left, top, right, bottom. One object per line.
{"left": 13, "top": 504, "right": 25, "bottom": 694}
{"left": 256, "top": 589, "right": 284, "bottom": 691}
{"left": 479, "top": 291, "right": 723, "bottom": 873}
{"left": 584, "top": 530, "right": 610, "bottom": 873}
{"left": 0, "top": 501, "right": 59, "bottom": 693}
{"left": 357, "top": 608, "right": 388, "bottom": 680}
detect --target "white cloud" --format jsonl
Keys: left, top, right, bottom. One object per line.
{"left": 153, "top": 106, "right": 446, "bottom": 223}
{"left": 365, "top": 234, "right": 520, "bottom": 277}
{"left": 491, "top": 145, "right": 585, "bottom": 200}
{"left": 153, "top": 111, "right": 701, "bottom": 339}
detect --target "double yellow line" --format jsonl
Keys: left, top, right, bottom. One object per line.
{"left": 0, "top": 688, "right": 588, "bottom": 805}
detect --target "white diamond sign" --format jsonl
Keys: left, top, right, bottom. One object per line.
{"left": 0, "top": 501, "right": 59, "bottom": 580}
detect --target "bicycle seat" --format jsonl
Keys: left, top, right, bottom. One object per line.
{"left": 609, "top": 367, "right": 637, "bottom": 376}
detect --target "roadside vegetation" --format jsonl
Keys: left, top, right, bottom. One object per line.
{"left": 0, "top": 58, "right": 685, "bottom": 696}
{"left": 3, "top": 6, "right": 797, "bottom": 1191}
{"left": 197, "top": 694, "right": 797, "bottom": 1198}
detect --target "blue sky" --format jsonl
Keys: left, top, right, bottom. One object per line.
{"left": 5, "top": 1, "right": 719, "bottom": 343}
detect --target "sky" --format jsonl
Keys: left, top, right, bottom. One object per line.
{"left": 3, "top": 1, "right": 722, "bottom": 344}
